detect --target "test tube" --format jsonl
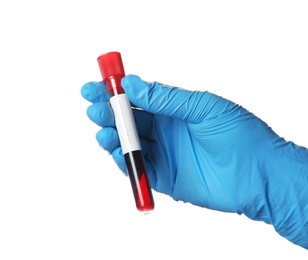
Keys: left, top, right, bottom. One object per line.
{"left": 97, "top": 52, "right": 155, "bottom": 212}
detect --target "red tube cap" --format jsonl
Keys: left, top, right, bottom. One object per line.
{"left": 97, "top": 52, "right": 125, "bottom": 81}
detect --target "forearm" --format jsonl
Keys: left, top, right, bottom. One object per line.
{"left": 245, "top": 138, "right": 308, "bottom": 249}
{"left": 267, "top": 140, "right": 308, "bottom": 249}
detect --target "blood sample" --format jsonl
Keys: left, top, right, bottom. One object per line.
{"left": 97, "top": 52, "right": 155, "bottom": 212}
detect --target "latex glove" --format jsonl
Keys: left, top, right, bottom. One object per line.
{"left": 81, "top": 75, "right": 308, "bottom": 249}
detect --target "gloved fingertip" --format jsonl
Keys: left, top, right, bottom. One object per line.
{"left": 81, "top": 82, "right": 92, "bottom": 101}
{"left": 86, "top": 104, "right": 95, "bottom": 118}
{"left": 121, "top": 74, "right": 142, "bottom": 86}
{"left": 112, "top": 147, "right": 128, "bottom": 176}
{"left": 96, "top": 128, "right": 120, "bottom": 154}
{"left": 121, "top": 74, "right": 147, "bottom": 94}
{"left": 121, "top": 74, "right": 150, "bottom": 110}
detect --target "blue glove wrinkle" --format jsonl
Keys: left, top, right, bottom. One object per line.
{"left": 147, "top": 82, "right": 208, "bottom": 122}
{"left": 147, "top": 115, "right": 177, "bottom": 194}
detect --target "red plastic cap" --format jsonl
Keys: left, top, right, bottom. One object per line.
{"left": 97, "top": 52, "right": 125, "bottom": 80}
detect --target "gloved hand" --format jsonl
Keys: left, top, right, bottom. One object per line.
{"left": 81, "top": 75, "right": 308, "bottom": 249}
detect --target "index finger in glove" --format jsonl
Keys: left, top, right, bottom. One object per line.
{"left": 81, "top": 81, "right": 111, "bottom": 103}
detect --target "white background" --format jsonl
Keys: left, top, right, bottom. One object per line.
{"left": 0, "top": 0, "right": 307, "bottom": 259}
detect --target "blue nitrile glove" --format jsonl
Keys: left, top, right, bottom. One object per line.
{"left": 81, "top": 75, "right": 308, "bottom": 249}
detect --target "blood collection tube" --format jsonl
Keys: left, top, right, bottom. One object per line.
{"left": 97, "top": 52, "right": 155, "bottom": 212}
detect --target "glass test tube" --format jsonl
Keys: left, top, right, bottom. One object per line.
{"left": 97, "top": 52, "right": 155, "bottom": 212}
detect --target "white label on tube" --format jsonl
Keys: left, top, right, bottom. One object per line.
{"left": 110, "top": 94, "right": 141, "bottom": 154}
